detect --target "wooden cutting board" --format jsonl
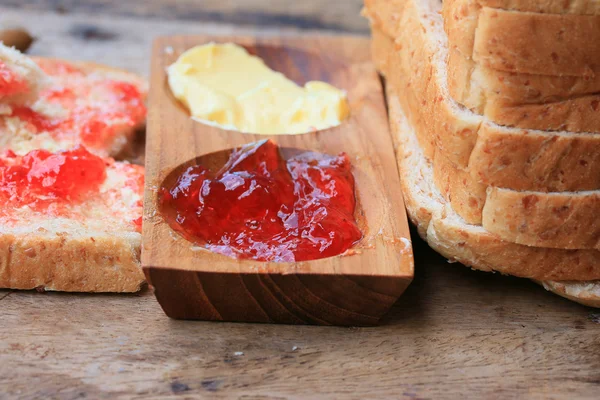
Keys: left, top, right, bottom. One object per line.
{"left": 142, "top": 35, "right": 414, "bottom": 326}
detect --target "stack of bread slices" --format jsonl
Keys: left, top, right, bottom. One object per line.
{"left": 363, "top": 0, "right": 600, "bottom": 307}
{"left": 0, "top": 44, "right": 148, "bottom": 292}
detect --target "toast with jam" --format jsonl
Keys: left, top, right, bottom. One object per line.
{"left": 0, "top": 44, "right": 147, "bottom": 292}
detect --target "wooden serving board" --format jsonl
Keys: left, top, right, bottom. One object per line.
{"left": 142, "top": 35, "right": 413, "bottom": 326}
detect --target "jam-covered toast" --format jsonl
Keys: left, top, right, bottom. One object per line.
{"left": 0, "top": 147, "right": 145, "bottom": 292}
{"left": 0, "top": 45, "right": 147, "bottom": 292}
{"left": 0, "top": 45, "right": 147, "bottom": 158}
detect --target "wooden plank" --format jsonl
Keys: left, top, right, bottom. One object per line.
{"left": 0, "top": 6, "right": 598, "bottom": 399}
{"left": 1, "top": 0, "right": 368, "bottom": 33}
{"left": 1, "top": 238, "right": 599, "bottom": 398}
{"left": 143, "top": 35, "right": 413, "bottom": 325}
{"left": 0, "top": 7, "right": 362, "bottom": 77}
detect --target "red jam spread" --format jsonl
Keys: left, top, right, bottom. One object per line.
{"left": 0, "top": 60, "right": 29, "bottom": 98}
{"left": 8, "top": 60, "right": 146, "bottom": 150}
{"left": 0, "top": 146, "right": 106, "bottom": 214}
{"left": 160, "top": 140, "right": 362, "bottom": 262}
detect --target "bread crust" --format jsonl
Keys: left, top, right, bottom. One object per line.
{"left": 448, "top": 48, "right": 600, "bottom": 108}
{"left": 447, "top": 48, "right": 600, "bottom": 133}
{"left": 443, "top": 0, "right": 600, "bottom": 62}
{"left": 368, "top": 10, "right": 481, "bottom": 167}
{"left": 387, "top": 90, "right": 600, "bottom": 292}
{"left": 432, "top": 146, "right": 486, "bottom": 225}
{"left": 0, "top": 228, "right": 143, "bottom": 293}
{"left": 432, "top": 123, "right": 600, "bottom": 249}
{"left": 367, "top": 4, "right": 600, "bottom": 192}
{"left": 539, "top": 281, "right": 600, "bottom": 307}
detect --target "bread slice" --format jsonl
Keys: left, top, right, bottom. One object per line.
{"left": 0, "top": 147, "right": 144, "bottom": 292}
{"left": 444, "top": 0, "right": 600, "bottom": 77}
{"left": 443, "top": 0, "right": 600, "bottom": 133}
{"left": 447, "top": 47, "right": 600, "bottom": 133}
{"left": 431, "top": 144, "right": 600, "bottom": 251}
{"left": 364, "top": 0, "right": 600, "bottom": 250}
{"left": 387, "top": 90, "right": 600, "bottom": 304}
{"left": 0, "top": 49, "right": 147, "bottom": 158}
{"left": 448, "top": 48, "right": 600, "bottom": 108}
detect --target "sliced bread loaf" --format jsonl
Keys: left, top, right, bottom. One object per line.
{"left": 387, "top": 90, "right": 600, "bottom": 303}
{"left": 365, "top": 1, "right": 600, "bottom": 187}
{"left": 365, "top": 0, "right": 600, "bottom": 250}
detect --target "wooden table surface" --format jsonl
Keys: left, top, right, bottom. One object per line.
{"left": 0, "top": 2, "right": 599, "bottom": 399}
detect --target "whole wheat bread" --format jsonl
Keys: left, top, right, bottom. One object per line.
{"left": 365, "top": 2, "right": 600, "bottom": 188}
{"left": 364, "top": 0, "right": 600, "bottom": 250}
{"left": 444, "top": 0, "right": 600, "bottom": 77}
{"left": 387, "top": 90, "right": 600, "bottom": 304}
{"left": 443, "top": 0, "right": 600, "bottom": 132}
{"left": 447, "top": 48, "right": 600, "bottom": 133}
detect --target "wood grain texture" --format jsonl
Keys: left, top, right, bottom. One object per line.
{"left": 0, "top": 6, "right": 598, "bottom": 399}
{"left": 143, "top": 35, "right": 413, "bottom": 325}
{"left": 1, "top": 0, "right": 368, "bottom": 33}
{"left": 1, "top": 236, "right": 599, "bottom": 399}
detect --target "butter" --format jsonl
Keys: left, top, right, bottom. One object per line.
{"left": 167, "top": 43, "right": 350, "bottom": 135}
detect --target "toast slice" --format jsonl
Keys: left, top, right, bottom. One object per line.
{"left": 0, "top": 147, "right": 144, "bottom": 292}
{"left": 387, "top": 90, "right": 600, "bottom": 305}
{"left": 364, "top": 0, "right": 600, "bottom": 250}
{"left": 0, "top": 45, "right": 147, "bottom": 158}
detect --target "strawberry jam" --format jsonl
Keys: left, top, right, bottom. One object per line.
{"left": 0, "top": 146, "right": 107, "bottom": 214}
{"left": 160, "top": 140, "right": 362, "bottom": 262}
